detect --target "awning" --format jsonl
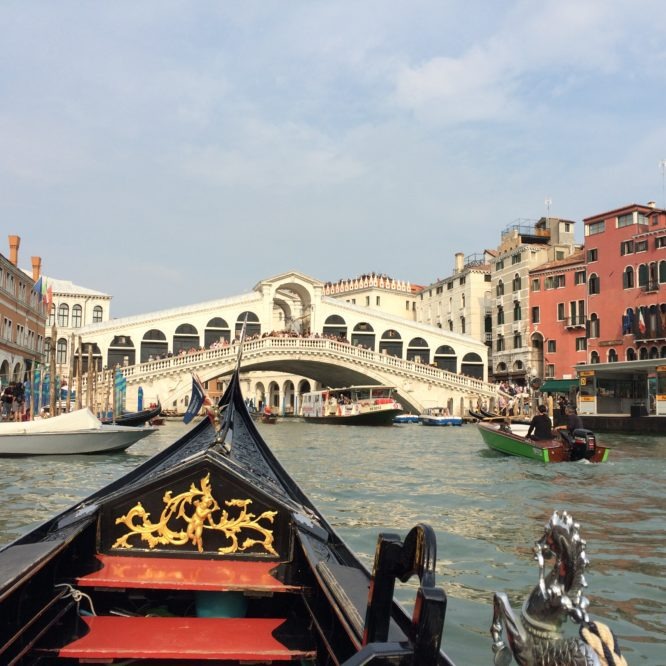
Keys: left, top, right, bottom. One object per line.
{"left": 539, "top": 379, "right": 578, "bottom": 393}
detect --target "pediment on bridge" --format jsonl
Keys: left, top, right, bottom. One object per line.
{"left": 254, "top": 271, "right": 323, "bottom": 291}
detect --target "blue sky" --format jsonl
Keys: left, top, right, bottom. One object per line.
{"left": 2, "top": 1, "right": 665, "bottom": 317}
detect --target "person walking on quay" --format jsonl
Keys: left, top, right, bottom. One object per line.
{"left": 1, "top": 384, "right": 13, "bottom": 421}
{"left": 527, "top": 404, "right": 553, "bottom": 441}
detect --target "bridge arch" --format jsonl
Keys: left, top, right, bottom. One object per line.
{"left": 322, "top": 314, "right": 347, "bottom": 341}
{"left": 108, "top": 335, "right": 136, "bottom": 368}
{"left": 407, "top": 337, "right": 430, "bottom": 364}
{"left": 461, "top": 352, "right": 484, "bottom": 379}
{"left": 434, "top": 345, "right": 456, "bottom": 372}
{"left": 379, "top": 329, "right": 402, "bottom": 357}
{"left": 141, "top": 329, "right": 168, "bottom": 362}
{"left": 205, "top": 317, "right": 230, "bottom": 347}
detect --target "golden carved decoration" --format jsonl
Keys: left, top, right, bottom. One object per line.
{"left": 112, "top": 473, "right": 278, "bottom": 555}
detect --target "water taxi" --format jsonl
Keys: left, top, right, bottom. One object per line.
{"left": 301, "top": 385, "right": 403, "bottom": 425}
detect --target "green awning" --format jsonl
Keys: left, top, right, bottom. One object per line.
{"left": 539, "top": 379, "right": 578, "bottom": 393}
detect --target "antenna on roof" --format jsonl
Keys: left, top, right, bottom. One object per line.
{"left": 545, "top": 197, "right": 552, "bottom": 220}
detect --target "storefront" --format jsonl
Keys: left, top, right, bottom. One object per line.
{"left": 574, "top": 359, "right": 666, "bottom": 416}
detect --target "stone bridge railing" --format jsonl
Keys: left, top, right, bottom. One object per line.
{"left": 84, "top": 336, "right": 499, "bottom": 403}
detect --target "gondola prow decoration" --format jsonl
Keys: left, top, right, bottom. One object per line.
{"left": 490, "top": 511, "right": 627, "bottom": 666}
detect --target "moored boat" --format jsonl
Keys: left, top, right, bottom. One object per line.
{"left": 477, "top": 419, "right": 609, "bottom": 463}
{"left": 100, "top": 401, "right": 162, "bottom": 427}
{"left": 0, "top": 357, "right": 453, "bottom": 664}
{"left": 301, "top": 385, "right": 403, "bottom": 425}
{"left": 419, "top": 407, "right": 463, "bottom": 426}
{"left": 0, "top": 408, "right": 155, "bottom": 456}
{"left": 393, "top": 413, "right": 420, "bottom": 424}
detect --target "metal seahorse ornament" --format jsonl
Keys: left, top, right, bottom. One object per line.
{"left": 490, "top": 511, "right": 626, "bottom": 666}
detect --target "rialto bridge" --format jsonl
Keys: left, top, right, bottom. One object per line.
{"left": 71, "top": 272, "right": 498, "bottom": 416}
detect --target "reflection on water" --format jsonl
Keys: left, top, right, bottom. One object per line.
{"left": 0, "top": 419, "right": 663, "bottom": 663}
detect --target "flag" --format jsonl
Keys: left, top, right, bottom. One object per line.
{"left": 638, "top": 308, "right": 646, "bottom": 334}
{"left": 46, "top": 283, "right": 53, "bottom": 309}
{"left": 183, "top": 374, "right": 212, "bottom": 424}
{"left": 32, "top": 276, "right": 43, "bottom": 295}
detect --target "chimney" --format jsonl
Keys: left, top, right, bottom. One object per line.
{"left": 31, "top": 256, "right": 42, "bottom": 283}
{"left": 647, "top": 201, "right": 656, "bottom": 208}
{"left": 454, "top": 252, "right": 464, "bottom": 274}
{"left": 8, "top": 235, "right": 20, "bottom": 266}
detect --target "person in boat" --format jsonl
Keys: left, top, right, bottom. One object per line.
{"left": 553, "top": 406, "right": 584, "bottom": 444}
{"left": 526, "top": 404, "right": 553, "bottom": 441}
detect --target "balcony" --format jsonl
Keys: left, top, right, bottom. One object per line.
{"left": 641, "top": 280, "right": 660, "bottom": 293}
{"left": 565, "top": 315, "right": 586, "bottom": 329}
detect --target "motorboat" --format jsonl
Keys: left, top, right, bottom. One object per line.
{"left": 301, "top": 385, "right": 403, "bottom": 425}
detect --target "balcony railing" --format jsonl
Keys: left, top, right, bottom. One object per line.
{"left": 641, "top": 280, "right": 660, "bottom": 293}
{"left": 565, "top": 315, "right": 586, "bottom": 328}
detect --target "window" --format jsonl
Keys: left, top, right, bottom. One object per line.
{"left": 620, "top": 240, "right": 634, "bottom": 255}
{"left": 92, "top": 305, "right": 103, "bottom": 323}
{"left": 660, "top": 260, "right": 666, "bottom": 283}
{"left": 513, "top": 301, "right": 522, "bottom": 321}
{"left": 48, "top": 304, "right": 56, "bottom": 327}
{"left": 555, "top": 250, "right": 565, "bottom": 260}
{"left": 574, "top": 270, "right": 586, "bottom": 285}
{"left": 447, "top": 282, "right": 453, "bottom": 290}
{"left": 588, "top": 313, "right": 600, "bottom": 338}
{"left": 635, "top": 240, "right": 648, "bottom": 252}
{"left": 576, "top": 337, "right": 587, "bottom": 351}
{"left": 656, "top": 236, "right": 666, "bottom": 249}
{"left": 512, "top": 274, "right": 521, "bottom": 291}
{"left": 72, "top": 304, "right": 82, "bottom": 327}
{"left": 590, "top": 351, "right": 600, "bottom": 364}
{"left": 531, "top": 278, "right": 540, "bottom": 291}
{"left": 495, "top": 259, "right": 504, "bottom": 271}
{"left": 623, "top": 266, "right": 634, "bottom": 289}
{"left": 587, "top": 221, "right": 605, "bottom": 235}
{"left": 544, "top": 276, "right": 554, "bottom": 289}
{"left": 405, "top": 300, "right": 410, "bottom": 310}
{"left": 460, "top": 317, "right": 466, "bottom": 334}
{"left": 56, "top": 338, "right": 68, "bottom": 364}
{"left": 532, "top": 307, "right": 540, "bottom": 324}
{"left": 638, "top": 264, "right": 648, "bottom": 287}
{"left": 587, "top": 248, "right": 598, "bottom": 262}
{"left": 557, "top": 303, "right": 565, "bottom": 320}
{"left": 608, "top": 348, "right": 618, "bottom": 363}
{"left": 511, "top": 253, "right": 521, "bottom": 265}
{"left": 496, "top": 280, "right": 504, "bottom": 296}
{"left": 497, "top": 335, "right": 505, "bottom": 352}
{"left": 497, "top": 307, "right": 504, "bottom": 325}
{"left": 376, "top": 296, "right": 381, "bottom": 306}
{"left": 57, "top": 304, "right": 69, "bottom": 327}
{"left": 514, "top": 332, "right": 522, "bottom": 349}
{"left": 546, "top": 364, "right": 555, "bottom": 377}
{"left": 365, "top": 296, "right": 370, "bottom": 306}
{"left": 588, "top": 273, "right": 600, "bottom": 295}
{"left": 554, "top": 274, "right": 565, "bottom": 288}
{"left": 617, "top": 213, "right": 633, "bottom": 228}
{"left": 547, "top": 340, "right": 557, "bottom": 353}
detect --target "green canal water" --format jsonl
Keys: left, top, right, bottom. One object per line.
{"left": 0, "top": 420, "right": 663, "bottom": 664}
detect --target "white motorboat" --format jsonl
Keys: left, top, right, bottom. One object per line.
{"left": 0, "top": 409, "right": 156, "bottom": 456}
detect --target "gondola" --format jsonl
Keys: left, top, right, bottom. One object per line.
{"left": 0, "top": 348, "right": 453, "bottom": 664}
{"left": 100, "top": 401, "right": 162, "bottom": 427}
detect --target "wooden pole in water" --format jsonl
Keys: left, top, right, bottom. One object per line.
{"left": 76, "top": 336, "right": 83, "bottom": 410}
{"left": 86, "top": 347, "right": 93, "bottom": 410}
{"left": 68, "top": 333, "right": 76, "bottom": 413}
{"left": 49, "top": 323, "right": 57, "bottom": 416}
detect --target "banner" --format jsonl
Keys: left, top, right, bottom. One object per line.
{"left": 183, "top": 374, "right": 211, "bottom": 424}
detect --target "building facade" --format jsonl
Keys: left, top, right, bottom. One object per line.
{"left": 490, "top": 217, "right": 579, "bottom": 385}
{"left": 0, "top": 236, "right": 46, "bottom": 388}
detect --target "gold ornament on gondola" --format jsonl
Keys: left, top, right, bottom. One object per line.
{"left": 112, "top": 473, "right": 278, "bottom": 555}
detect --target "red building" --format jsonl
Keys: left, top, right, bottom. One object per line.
{"left": 583, "top": 202, "right": 666, "bottom": 363}
{"left": 528, "top": 250, "right": 587, "bottom": 381}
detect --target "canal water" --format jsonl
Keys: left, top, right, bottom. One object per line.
{"left": 0, "top": 419, "right": 663, "bottom": 664}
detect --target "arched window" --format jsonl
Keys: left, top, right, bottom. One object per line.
{"left": 461, "top": 352, "right": 484, "bottom": 379}
{"left": 588, "top": 273, "right": 600, "bottom": 295}
{"left": 433, "top": 345, "right": 457, "bottom": 372}
{"left": 639, "top": 346, "right": 649, "bottom": 360}
{"left": 608, "top": 348, "right": 618, "bottom": 362}
{"left": 496, "top": 280, "right": 504, "bottom": 297}
{"left": 56, "top": 338, "right": 68, "bottom": 365}
{"left": 92, "top": 305, "right": 103, "bottom": 323}
{"left": 352, "top": 322, "right": 375, "bottom": 350}
{"left": 57, "top": 303, "right": 69, "bottom": 327}
{"left": 649, "top": 346, "right": 659, "bottom": 359}
{"left": 590, "top": 351, "right": 600, "bottom": 364}
{"left": 638, "top": 264, "right": 648, "bottom": 287}
{"left": 660, "top": 260, "right": 666, "bottom": 283}
{"left": 626, "top": 348, "right": 637, "bottom": 361}
{"left": 497, "top": 307, "right": 504, "bottom": 325}
{"left": 513, "top": 300, "right": 522, "bottom": 321}
{"left": 497, "top": 335, "right": 505, "bottom": 352}
{"left": 72, "top": 304, "right": 82, "bottom": 328}
{"left": 512, "top": 273, "right": 521, "bottom": 291}
{"left": 622, "top": 266, "right": 634, "bottom": 289}
{"left": 514, "top": 332, "right": 522, "bottom": 349}
{"left": 588, "top": 313, "right": 600, "bottom": 338}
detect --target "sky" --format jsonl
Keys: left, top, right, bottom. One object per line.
{"left": 2, "top": 1, "right": 666, "bottom": 317}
